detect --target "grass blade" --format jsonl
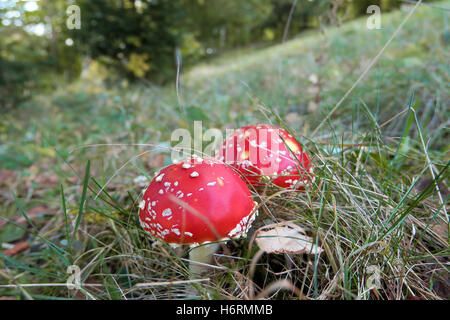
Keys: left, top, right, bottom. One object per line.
{"left": 72, "top": 160, "right": 91, "bottom": 244}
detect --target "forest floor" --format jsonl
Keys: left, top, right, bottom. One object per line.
{"left": 0, "top": 2, "right": 448, "bottom": 300}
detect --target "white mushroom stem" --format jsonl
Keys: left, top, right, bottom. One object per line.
{"left": 188, "top": 242, "right": 220, "bottom": 275}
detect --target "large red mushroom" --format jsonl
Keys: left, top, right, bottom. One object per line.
{"left": 216, "top": 124, "right": 314, "bottom": 190}
{"left": 138, "top": 156, "right": 258, "bottom": 274}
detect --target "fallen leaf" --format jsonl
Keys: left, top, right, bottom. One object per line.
{"left": 149, "top": 154, "right": 166, "bottom": 168}
{"left": 34, "top": 174, "right": 59, "bottom": 187}
{"left": 27, "top": 205, "right": 48, "bottom": 215}
{"left": 415, "top": 178, "right": 449, "bottom": 197}
{"left": 406, "top": 294, "right": 425, "bottom": 300}
{"left": 255, "top": 224, "right": 323, "bottom": 255}
{"left": 0, "top": 169, "right": 17, "bottom": 183}
{"left": 3, "top": 241, "right": 30, "bottom": 256}
{"left": 431, "top": 222, "right": 448, "bottom": 240}
{"left": 67, "top": 176, "right": 79, "bottom": 183}
{"left": 0, "top": 205, "right": 55, "bottom": 228}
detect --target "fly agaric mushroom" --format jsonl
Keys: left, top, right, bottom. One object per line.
{"left": 138, "top": 156, "right": 258, "bottom": 274}
{"left": 216, "top": 124, "right": 314, "bottom": 190}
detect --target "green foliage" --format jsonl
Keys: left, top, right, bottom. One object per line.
{"left": 182, "top": 0, "right": 273, "bottom": 47}
{"left": 69, "top": 0, "right": 272, "bottom": 81}
{"left": 257, "top": 0, "right": 334, "bottom": 40}
{"left": 0, "top": 0, "right": 81, "bottom": 109}
{"left": 0, "top": 26, "right": 49, "bottom": 109}
{"left": 0, "top": 3, "right": 448, "bottom": 299}
{"left": 0, "top": 0, "right": 413, "bottom": 108}
{"left": 69, "top": 0, "right": 183, "bottom": 83}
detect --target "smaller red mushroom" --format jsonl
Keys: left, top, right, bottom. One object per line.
{"left": 139, "top": 156, "right": 258, "bottom": 274}
{"left": 216, "top": 124, "right": 314, "bottom": 190}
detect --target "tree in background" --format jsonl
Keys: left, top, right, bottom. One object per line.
{"left": 69, "top": 0, "right": 273, "bottom": 82}
{"left": 0, "top": 0, "right": 80, "bottom": 109}
{"left": 1, "top": 0, "right": 414, "bottom": 108}
{"left": 68, "top": 0, "right": 186, "bottom": 83}
{"left": 256, "top": 0, "right": 334, "bottom": 41}
{"left": 181, "top": 0, "right": 272, "bottom": 49}
{"left": 349, "top": 0, "right": 399, "bottom": 16}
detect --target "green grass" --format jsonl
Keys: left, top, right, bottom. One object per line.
{"left": 0, "top": 2, "right": 449, "bottom": 300}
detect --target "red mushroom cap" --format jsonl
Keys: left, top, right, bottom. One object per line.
{"left": 216, "top": 124, "right": 314, "bottom": 189}
{"left": 138, "top": 157, "right": 257, "bottom": 244}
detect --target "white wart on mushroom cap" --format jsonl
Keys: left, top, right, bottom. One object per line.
{"left": 138, "top": 157, "right": 258, "bottom": 245}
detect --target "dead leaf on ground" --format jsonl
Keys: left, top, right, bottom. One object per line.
{"left": 34, "top": 174, "right": 59, "bottom": 187}
{"left": 149, "top": 154, "right": 166, "bottom": 168}
{"left": 431, "top": 222, "right": 448, "bottom": 240}
{"left": 67, "top": 176, "right": 79, "bottom": 183}
{"left": 17, "top": 206, "right": 55, "bottom": 225}
{"left": 255, "top": 223, "right": 323, "bottom": 255}
{"left": 3, "top": 241, "right": 30, "bottom": 256}
{"left": 415, "top": 178, "right": 449, "bottom": 197}
{"left": 406, "top": 294, "right": 425, "bottom": 300}
{"left": 0, "top": 169, "right": 17, "bottom": 183}
{"left": 27, "top": 205, "right": 49, "bottom": 215}
{"left": 0, "top": 205, "right": 55, "bottom": 228}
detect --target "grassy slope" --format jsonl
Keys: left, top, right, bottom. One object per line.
{"left": 0, "top": 3, "right": 449, "bottom": 299}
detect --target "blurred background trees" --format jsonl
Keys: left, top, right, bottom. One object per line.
{"left": 0, "top": 0, "right": 418, "bottom": 109}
